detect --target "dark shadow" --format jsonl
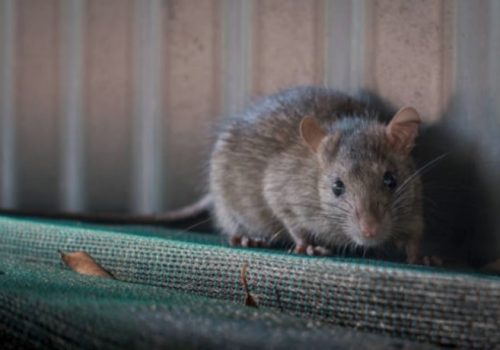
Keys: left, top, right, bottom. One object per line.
{"left": 360, "top": 90, "right": 493, "bottom": 267}
{"left": 414, "top": 103, "right": 491, "bottom": 267}
{"left": 416, "top": 131, "right": 483, "bottom": 264}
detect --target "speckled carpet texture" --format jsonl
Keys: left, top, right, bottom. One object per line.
{"left": 0, "top": 215, "right": 498, "bottom": 349}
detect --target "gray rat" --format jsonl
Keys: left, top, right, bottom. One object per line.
{"left": 0, "top": 86, "right": 423, "bottom": 263}
{"left": 209, "top": 86, "right": 423, "bottom": 263}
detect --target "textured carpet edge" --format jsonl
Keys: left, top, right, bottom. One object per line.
{"left": 0, "top": 257, "right": 440, "bottom": 350}
{"left": 1, "top": 216, "right": 499, "bottom": 348}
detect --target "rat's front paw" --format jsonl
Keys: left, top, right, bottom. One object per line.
{"left": 407, "top": 254, "right": 443, "bottom": 266}
{"left": 422, "top": 255, "right": 443, "bottom": 266}
{"left": 293, "top": 244, "right": 332, "bottom": 256}
{"left": 229, "top": 234, "right": 271, "bottom": 248}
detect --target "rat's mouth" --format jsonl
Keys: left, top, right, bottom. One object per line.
{"left": 356, "top": 234, "right": 386, "bottom": 247}
{"left": 350, "top": 226, "right": 391, "bottom": 247}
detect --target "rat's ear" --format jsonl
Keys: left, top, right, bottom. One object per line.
{"left": 300, "top": 116, "right": 327, "bottom": 153}
{"left": 386, "top": 107, "right": 421, "bottom": 154}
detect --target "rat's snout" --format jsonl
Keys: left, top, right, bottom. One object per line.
{"left": 359, "top": 215, "right": 380, "bottom": 238}
{"left": 355, "top": 206, "right": 383, "bottom": 240}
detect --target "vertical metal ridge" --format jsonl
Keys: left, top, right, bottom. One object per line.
{"left": 489, "top": 0, "right": 500, "bottom": 103}
{"left": 131, "top": 0, "right": 164, "bottom": 213}
{"left": 453, "top": 0, "right": 500, "bottom": 259}
{"left": 324, "top": 0, "right": 351, "bottom": 89}
{"left": 0, "top": 0, "right": 17, "bottom": 208}
{"left": 454, "top": 0, "right": 490, "bottom": 137}
{"left": 314, "top": 0, "right": 326, "bottom": 86}
{"left": 487, "top": 0, "right": 500, "bottom": 256}
{"left": 349, "top": 0, "right": 367, "bottom": 92}
{"left": 453, "top": 0, "right": 499, "bottom": 139}
{"left": 438, "top": 0, "right": 455, "bottom": 121}
{"left": 221, "top": 0, "right": 253, "bottom": 117}
{"left": 324, "top": 0, "right": 367, "bottom": 93}
{"left": 60, "top": 0, "right": 85, "bottom": 211}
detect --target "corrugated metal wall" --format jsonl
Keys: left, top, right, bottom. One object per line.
{"left": 0, "top": 0, "right": 499, "bottom": 260}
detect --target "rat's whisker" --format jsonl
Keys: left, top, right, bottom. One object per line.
{"left": 395, "top": 153, "right": 448, "bottom": 196}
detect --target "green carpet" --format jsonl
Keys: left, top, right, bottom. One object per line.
{"left": 1, "top": 216, "right": 498, "bottom": 349}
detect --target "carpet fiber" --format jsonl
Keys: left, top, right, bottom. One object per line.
{"left": 1, "top": 216, "right": 498, "bottom": 349}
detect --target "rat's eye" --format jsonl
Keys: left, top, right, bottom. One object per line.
{"left": 383, "top": 171, "right": 397, "bottom": 190}
{"left": 332, "top": 179, "right": 345, "bottom": 197}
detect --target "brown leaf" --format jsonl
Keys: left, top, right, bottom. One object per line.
{"left": 240, "top": 263, "right": 258, "bottom": 308}
{"left": 59, "top": 250, "right": 114, "bottom": 278}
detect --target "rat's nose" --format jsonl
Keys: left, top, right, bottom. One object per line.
{"left": 361, "top": 224, "right": 378, "bottom": 238}
{"left": 359, "top": 219, "right": 380, "bottom": 238}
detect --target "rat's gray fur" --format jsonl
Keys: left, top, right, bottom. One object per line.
{"left": 210, "top": 86, "right": 423, "bottom": 261}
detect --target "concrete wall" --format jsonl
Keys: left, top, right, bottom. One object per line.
{"left": 0, "top": 0, "right": 499, "bottom": 262}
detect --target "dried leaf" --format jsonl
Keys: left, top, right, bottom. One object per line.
{"left": 59, "top": 250, "right": 114, "bottom": 278}
{"left": 240, "top": 263, "right": 258, "bottom": 308}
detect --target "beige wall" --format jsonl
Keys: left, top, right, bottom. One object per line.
{"left": 0, "top": 1, "right": 499, "bottom": 261}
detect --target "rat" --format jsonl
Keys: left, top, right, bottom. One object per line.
{"left": 0, "top": 86, "right": 424, "bottom": 263}
{"left": 209, "top": 86, "right": 423, "bottom": 263}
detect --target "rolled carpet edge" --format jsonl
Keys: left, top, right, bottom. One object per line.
{"left": 0, "top": 216, "right": 499, "bottom": 348}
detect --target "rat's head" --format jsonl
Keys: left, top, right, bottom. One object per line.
{"left": 300, "top": 107, "right": 421, "bottom": 247}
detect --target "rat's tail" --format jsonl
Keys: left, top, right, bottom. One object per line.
{"left": 153, "top": 194, "right": 212, "bottom": 221}
{"left": 0, "top": 194, "right": 213, "bottom": 225}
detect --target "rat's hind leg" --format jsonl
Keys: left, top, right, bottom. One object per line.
{"left": 213, "top": 201, "right": 272, "bottom": 248}
{"left": 296, "top": 244, "right": 332, "bottom": 256}
{"left": 399, "top": 238, "right": 443, "bottom": 266}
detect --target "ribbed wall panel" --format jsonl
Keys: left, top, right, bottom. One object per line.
{"left": 0, "top": 0, "right": 17, "bottom": 208}
{"left": 15, "top": 0, "right": 60, "bottom": 210}
{"left": 0, "top": 0, "right": 499, "bottom": 260}
{"left": 84, "top": 0, "right": 133, "bottom": 212}
{"left": 162, "top": 0, "right": 222, "bottom": 208}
